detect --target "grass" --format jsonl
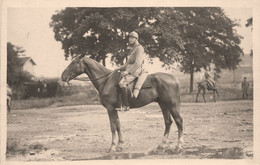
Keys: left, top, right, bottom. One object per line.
{"left": 182, "top": 86, "right": 253, "bottom": 103}
{"left": 11, "top": 85, "right": 99, "bottom": 110}
{"left": 10, "top": 82, "right": 253, "bottom": 110}
{"left": 6, "top": 141, "right": 27, "bottom": 155}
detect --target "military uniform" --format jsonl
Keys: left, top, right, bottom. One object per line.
{"left": 7, "top": 84, "right": 12, "bottom": 112}
{"left": 242, "top": 78, "right": 250, "bottom": 99}
{"left": 119, "top": 43, "right": 145, "bottom": 88}
{"left": 116, "top": 31, "right": 146, "bottom": 111}
{"left": 205, "top": 72, "right": 215, "bottom": 89}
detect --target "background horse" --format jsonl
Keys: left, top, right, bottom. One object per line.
{"left": 196, "top": 81, "right": 219, "bottom": 102}
{"left": 61, "top": 55, "right": 183, "bottom": 153}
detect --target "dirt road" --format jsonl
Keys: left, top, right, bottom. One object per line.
{"left": 6, "top": 100, "right": 253, "bottom": 161}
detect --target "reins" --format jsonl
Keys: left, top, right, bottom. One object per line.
{"left": 73, "top": 70, "right": 118, "bottom": 91}
{"left": 73, "top": 72, "right": 112, "bottom": 82}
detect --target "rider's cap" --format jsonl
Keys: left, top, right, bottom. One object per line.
{"left": 129, "top": 31, "right": 139, "bottom": 39}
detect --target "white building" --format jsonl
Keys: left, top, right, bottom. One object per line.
{"left": 18, "top": 56, "right": 36, "bottom": 76}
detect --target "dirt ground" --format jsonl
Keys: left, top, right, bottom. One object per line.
{"left": 6, "top": 100, "right": 253, "bottom": 161}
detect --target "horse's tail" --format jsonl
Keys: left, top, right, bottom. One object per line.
{"left": 176, "top": 78, "right": 181, "bottom": 104}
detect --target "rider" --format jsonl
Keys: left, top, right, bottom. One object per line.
{"left": 204, "top": 71, "right": 215, "bottom": 89}
{"left": 115, "top": 31, "right": 146, "bottom": 111}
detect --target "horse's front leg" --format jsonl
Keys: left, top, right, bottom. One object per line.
{"left": 115, "top": 116, "right": 124, "bottom": 152}
{"left": 107, "top": 107, "right": 124, "bottom": 152}
{"left": 216, "top": 89, "right": 219, "bottom": 97}
{"left": 196, "top": 88, "right": 201, "bottom": 102}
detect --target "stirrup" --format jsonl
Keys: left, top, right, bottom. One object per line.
{"left": 115, "top": 106, "right": 130, "bottom": 111}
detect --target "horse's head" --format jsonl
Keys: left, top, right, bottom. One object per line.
{"left": 61, "top": 54, "right": 85, "bottom": 83}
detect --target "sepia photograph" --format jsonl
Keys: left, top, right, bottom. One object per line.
{"left": 1, "top": 0, "right": 259, "bottom": 164}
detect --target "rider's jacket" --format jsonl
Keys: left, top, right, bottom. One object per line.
{"left": 120, "top": 43, "right": 146, "bottom": 77}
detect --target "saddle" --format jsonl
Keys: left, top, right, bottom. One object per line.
{"left": 121, "top": 73, "right": 153, "bottom": 90}
{"left": 205, "top": 81, "right": 216, "bottom": 90}
{"left": 115, "top": 73, "right": 153, "bottom": 109}
{"left": 198, "top": 80, "right": 216, "bottom": 90}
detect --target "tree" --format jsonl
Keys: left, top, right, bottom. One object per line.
{"left": 246, "top": 17, "right": 253, "bottom": 56}
{"left": 246, "top": 17, "right": 252, "bottom": 28}
{"left": 50, "top": 8, "right": 184, "bottom": 66}
{"left": 176, "top": 8, "right": 243, "bottom": 92}
{"left": 7, "top": 42, "right": 33, "bottom": 87}
{"left": 50, "top": 8, "right": 243, "bottom": 92}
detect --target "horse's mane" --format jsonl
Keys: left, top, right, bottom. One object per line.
{"left": 82, "top": 56, "right": 112, "bottom": 73}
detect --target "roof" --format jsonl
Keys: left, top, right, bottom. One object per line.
{"left": 17, "top": 56, "right": 36, "bottom": 66}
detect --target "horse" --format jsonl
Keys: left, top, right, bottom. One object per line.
{"left": 61, "top": 55, "right": 183, "bottom": 153}
{"left": 196, "top": 80, "right": 219, "bottom": 103}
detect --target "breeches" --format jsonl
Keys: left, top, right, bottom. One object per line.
{"left": 119, "top": 74, "right": 136, "bottom": 88}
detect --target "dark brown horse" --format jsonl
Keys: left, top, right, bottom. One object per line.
{"left": 61, "top": 55, "right": 183, "bottom": 153}
{"left": 196, "top": 81, "right": 219, "bottom": 102}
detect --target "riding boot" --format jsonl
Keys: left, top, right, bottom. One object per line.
{"left": 121, "top": 87, "right": 130, "bottom": 111}
{"left": 115, "top": 87, "right": 130, "bottom": 111}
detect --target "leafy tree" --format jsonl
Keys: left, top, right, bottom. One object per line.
{"left": 50, "top": 8, "right": 243, "bottom": 92}
{"left": 246, "top": 17, "right": 252, "bottom": 27}
{"left": 50, "top": 8, "right": 184, "bottom": 66}
{"left": 7, "top": 42, "right": 33, "bottom": 87}
{"left": 246, "top": 17, "right": 253, "bottom": 56}
{"left": 176, "top": 8, "right": 243, "bottom": 92}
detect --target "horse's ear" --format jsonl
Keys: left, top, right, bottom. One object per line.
{"left": 73, "top": 54, "right": 85, "bottom": 60}
{"left": 78, "top": 54, "right": 85, "bottom": 59}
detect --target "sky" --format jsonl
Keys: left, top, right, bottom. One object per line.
{"left": 7, "top": 7, "right": 253, "bottom": 78}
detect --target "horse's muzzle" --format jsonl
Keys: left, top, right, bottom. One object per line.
{"left": 61, "top": 75, "right": 67, "bottom": 82}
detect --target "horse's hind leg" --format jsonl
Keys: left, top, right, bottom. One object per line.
{"left": 157, "top": 102, "right": 173, "bottom": 149}
{"left": 202, "top": 89, "right": 206, "bottom": 103}
{"left": 196, "top": 88, "right": 201, "bottom": 102}
{"left": 168, "top": 102, "right": 184, "bottom": 153}
{"left": 213, "top": 90, "right": 216, "bottom": 102}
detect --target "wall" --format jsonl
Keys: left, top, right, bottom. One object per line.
{"left": 23, "top": 60, "right": 35, "bottom": 76}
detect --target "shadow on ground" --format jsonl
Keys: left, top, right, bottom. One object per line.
{"left": 72, "top": 146, "right": 248, "bottom": 160}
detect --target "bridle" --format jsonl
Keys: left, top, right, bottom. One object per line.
{"left": 67, "top": 57, "right": 118, "bottom": 90}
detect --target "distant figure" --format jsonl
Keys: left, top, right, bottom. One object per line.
{"left": 42, "top": 81, "right": 48, "bottom": 97}
{"left": 242, "top": 77, "right": 250, "bottom": 99}
{"left": 37, "top": 80, "right": 43, "bottom": 97}
{"left": 204, "top": 71, "right": 216, "bottom": 90}
{"left": 7, "top": 84, "right": 12, "bottom": 113}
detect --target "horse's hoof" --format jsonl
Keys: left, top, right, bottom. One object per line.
{"left": 148, "top": 148, "right": 159, "bottom": 155}
{"left": 116, "top": 146, "right": 123, "bottom": 152}
{"left": 108, "top": 149, "right": 116, "bottom": 154}
{"left": 157, "top": 143, "right": 167, "bottom": 149}
{"left": 164, "top": 148, "right": 175, "bottom": 154}
{"left": 174, "top": 146, "right": 183, "bottom": 154}
{"left": 164, "top": 146, "right": 183, "bottom": 154}
{"left": 108, "top": 146, "right": 117, "bottom": 153}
